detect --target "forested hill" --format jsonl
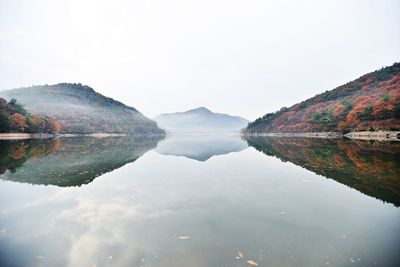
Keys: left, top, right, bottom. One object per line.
{"left": 0, "top": 98, "right": 60, "bottom": 133}
{"left": 0, "top": 83, "right": 164, "bottom": 135}
{"left": 245, "top": 62, "right": 400, "bottom": 134}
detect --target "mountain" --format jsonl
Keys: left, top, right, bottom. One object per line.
{"left": 0, "top": 83, "right": 164, "bottom": 135}
{"left": 154, "top": 107, "right": 249, "bottom": 133}
{"left": 155, "top": 135, "right": 248, "bottom": 161}
{"left": 245, "top": 63, "right": 400, "bottom": 134}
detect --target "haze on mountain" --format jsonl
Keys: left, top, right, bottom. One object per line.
{"left": 155, "top": 135, "right": 248, "bottom": 161}
{"left": 0, "top": 83, "right": 164, "bottom": 135}
{"left": 245, "top": 63, "right": 400, "bottom": 134}
{"left": 1, "top": 1, "right": 399, "bottom": 120}
{"left": 154, "top": 107, "right": 248, "bottom": 134}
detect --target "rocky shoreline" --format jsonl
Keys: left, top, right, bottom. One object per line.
{"left": 242, "top": 131, "right": 400, "bottom": 141}
{"left": 0, "top": 133, "right": 127, "bottom": 140}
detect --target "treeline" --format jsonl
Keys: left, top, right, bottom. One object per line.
{"left": 0, "top": 83, "right": 164, "bottom": 135}
{"left": 0, "top": 98, "right": 60, "bottom": 134}
{"left": 246, "top": 62, "right": 400, "bottom": 133}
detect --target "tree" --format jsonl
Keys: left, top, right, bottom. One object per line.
{"left": 357, "top": 107, "right": 373, "bottom": 121}
{"left": 8, "top": 98, "right": 28, "bottom": 115}
{"left": 48, "top": 119, "right": 61, "bottom": 133}
{"left": 11, "top": 113, "right": 27, "bottom": 131}
{"left": 0, "top": 112, "right": 12, "bottom": 132}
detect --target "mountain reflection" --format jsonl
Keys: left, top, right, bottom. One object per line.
{"left": 155, "top": 135, "right": 248, "bottom": 161}
{"left": 246, "top": 137, "right": 400, "bottom": 207}
{"left": 0, "top": 136, "right": 162, "bottom": 187}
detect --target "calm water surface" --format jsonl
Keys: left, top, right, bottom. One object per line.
{"left": 0, "top": 135, "right": 399, "bottom": 267}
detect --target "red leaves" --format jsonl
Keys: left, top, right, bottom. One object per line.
{"left": 48, "top": 119, "right": 61, "bottom": 134}
{"left": 11, "top": 113, "right": 27, "bottom": 131}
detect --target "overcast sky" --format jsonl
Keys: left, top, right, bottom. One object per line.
{"left": 0, "top": 0, "right": 399, "bottom": 120}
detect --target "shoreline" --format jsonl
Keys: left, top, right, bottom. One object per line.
{"left": 243, "top": 132, "right": 343, "bottom": 139}
{"left": 243, "top": 131, "right": 400, "bottom": 141}
{"left": 0, "top": 132, "right": 164, "bottom": 140}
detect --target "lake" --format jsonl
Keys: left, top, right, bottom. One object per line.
{"left": 0, "top": 135, "right": 399, "bottom": 267}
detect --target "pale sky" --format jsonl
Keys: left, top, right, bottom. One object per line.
{"left": 0, "top": 0, "right": 399, "bottom": 120}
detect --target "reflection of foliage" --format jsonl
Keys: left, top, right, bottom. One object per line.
{"left": 246, "top": 136, "right": 400, "bottom": 207}
{"left": 0, "top": 136, "right": 162, "bottom": 187}
{"left": 0, "top": 139, "right": 59, "bottom": 174}
{"left": 246, "top": 62, "right": 400, "bottom": 133}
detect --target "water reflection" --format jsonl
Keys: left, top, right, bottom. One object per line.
{"left": 0, "top": 136, "right": 399, "bottom": 267}
{"left": 246, "top": 136, "right": 400, "bottom": 206}
{"left": 155, "top": 135, "right": 248, "bottom": 161}
{"left": 0, "top": 136, "right": 162, "bottom": 187}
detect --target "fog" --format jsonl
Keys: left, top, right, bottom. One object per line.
{"left": 0, "top": 84, "right": 163, "bottom": 134}
{"left": 0, "top": 0, "right": 399, "bottom": 120}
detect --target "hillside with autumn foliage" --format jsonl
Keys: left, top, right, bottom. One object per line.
{"left": 245, "top": 63, "right": 400, "bottom": 134}
{"left": 0, "top": 83, "right": 164, "bottom": 135}
{"left": 0, "top": 98, "right": 60, "bottom": 134}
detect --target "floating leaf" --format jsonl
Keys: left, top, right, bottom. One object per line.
{"left": 238, "top": 251, "right": 244, "bottom": 259}
{"left": 247, "top": 259, "right": 259, "bottom": 266}
{"left": 178, "top": 236, "right": 190, "bottom": 240}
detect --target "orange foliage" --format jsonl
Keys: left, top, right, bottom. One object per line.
{"left": 372, "top": 100, "right": 389, "bottom": 116}
{"left": 11, "top": 113, "right": 27, "bottom": 131}
{"left": 49, "top": 119, "right": 61, "bottom": 133}
{"left": 346, "top": 96, "right": 373, "bottom": 123}
{"left": 11, "top": 144, "right": 26, "bottom": 160}
{"left": 333, "top": 103, "right": 346, "bottom": 116}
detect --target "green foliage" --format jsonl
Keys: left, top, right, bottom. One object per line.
{"left": 8, "top": 98, "right": 28, "bottom": 115}
{"left": 338, "top": 100, "right": 353, "bottom": 120}
{"left": 374, "top": 63, "right": 400, "bottom": 81}
{"left": 0, "top": 113, "right": 12, "bottom": 132}
{"left": 394, "top": 103, "right": 400, "bottom": 119}
{"left": 247, "top": 107, "right": 289, "bottom": 129}
{"left": 245, "top": 137, "right": 400, "bottom": 206}
{"left": 0, "top": 136, "right": 162, "bottom": 186}
{"left": 0, "top": 83, "right": 164, "bottom": 135}
{"left": 357, "top": 107, "right": 373, "bottom": 121}
{"left": 246, "top": 62, "right": 400, "bottom": 133}
{"left": 309, "top": 110, "right": 335, "bottom": 128}
{"left": 380, "top": 93, "right": 390, "bottom": 102}
{"left": 0, "top": 98, "right": 60, "bottom": 134}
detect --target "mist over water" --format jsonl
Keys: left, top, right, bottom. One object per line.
{"left": 0, "top": 135, "right": 399, "bottom": 267}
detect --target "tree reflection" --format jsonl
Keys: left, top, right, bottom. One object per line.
{"left": 246, "top": 137, "right": 400, "bottom": 206}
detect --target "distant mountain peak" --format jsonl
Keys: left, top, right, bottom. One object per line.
{"left": 155, "top": 107, "right": 249, "bottom": 133}
{"left": 186, "top": 107, "right": 213, "bottom": 113}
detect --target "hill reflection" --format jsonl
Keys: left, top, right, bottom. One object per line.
{"left": 155, "top": 135, "right": 248, "bottom": 161}
{"left": 246, "top": 137, "right": 400, "bottom": 207}
{"left": 0, "top": 137, "right": 162, "bottom": 187}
